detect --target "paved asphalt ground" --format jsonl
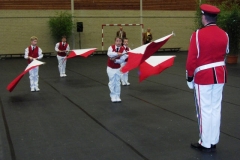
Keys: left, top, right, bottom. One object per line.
{"left": 0, "top": 52, "right": 239, "bottom": 160}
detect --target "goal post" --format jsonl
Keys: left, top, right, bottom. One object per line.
{"left": 102, "top": 24, "right": 144, "bottom": 51}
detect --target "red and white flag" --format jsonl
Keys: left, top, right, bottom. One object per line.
{"left": 121, "top": 33, "right": 173, "bottom": 73}
{"left": 7, "top": 60, "right": 45, "bottom": 92}
{"left": 139, "top": 56, "right": 175, "bottom": 82}
{"left": 67, "top": 48, "right": 97, "bottom": 59}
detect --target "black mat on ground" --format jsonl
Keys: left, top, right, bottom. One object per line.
{"left": 0, "top": 52, "right": 239, "bottom": 160}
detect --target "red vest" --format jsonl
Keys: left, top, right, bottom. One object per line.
{"left": 28, "top": 46, "right": 39, "bottom": 64}
{"left": 186, "top": 25, "right": 228, "bottom": 84}
{"left": 107, "top": 45, "right": 124, "bottom": 69}
{"left": 58, "top": 42, "right": 68, "bottom": 57}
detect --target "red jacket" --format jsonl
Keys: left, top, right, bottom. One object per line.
{"left": 107, "top": 45, "right": 125, "bottom": 69}
{"left": 186, "top": 24, "right": 228, "bottom": 84}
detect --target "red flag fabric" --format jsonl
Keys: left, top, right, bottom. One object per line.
{"left": 139, "top": 56, "right": 175, "bottom": 82}
{"left": 67, "top": 48, "right": 97, "bottom": 59}
{"left": 121, "top": 33, "right": 173, "bottom": 73}
{"left": 7, "top": 60, "right": 45, "bottom": 92}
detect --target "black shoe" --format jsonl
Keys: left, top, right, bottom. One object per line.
{"left": 211, "top": 144, "right": 216, "bottom": 152}
{"left": 191, "top": 143, "right": 212, "bottom": 152}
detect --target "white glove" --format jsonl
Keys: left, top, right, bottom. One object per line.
{"left": 187, "top": 81, "right": 194, "bottom": 89}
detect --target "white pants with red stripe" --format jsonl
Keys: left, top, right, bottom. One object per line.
{"left": 29, "top": 66, "right": 39, "bottom": 89}
{"left": 107, "top": 66, "right": 121, "bottom": 100}
{"left": 57, "top": 55, "right": 67, "bottom": 75}
{"left": 194, "top": 83, "right": 224, "bottom": 148}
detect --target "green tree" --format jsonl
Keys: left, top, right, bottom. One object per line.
{"left": 48, "top": 11, "right": 74, "bottom": 42}
{"left": 217, "top": 0, "right": 240, "bottom": 55}
{"left": 194, "top": 0, "right": 207, "bottom": 30}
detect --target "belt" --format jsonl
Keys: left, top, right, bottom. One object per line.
{"left": 194, "top": 61, "right": 225, "bottom": 75}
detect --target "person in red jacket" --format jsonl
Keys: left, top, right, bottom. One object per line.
{"left": 24, "top": 36, "right": 43, "bottom": 92}
{"left": 55, "top": 36, "right": 70, "bottom": 77}
{"left": 120, "top": 38, "right": 131, "bottom": 86}
{"left": 186, "top": 4, "right": 229, "bottom": 152}
{"left": 107, "top": 37, "right": 126, "bottom": 102}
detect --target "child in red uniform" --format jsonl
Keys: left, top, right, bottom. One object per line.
{"left": 24, "top": 36, "right": 43, "bottom": 92}
{"left": 55, "top": 36, "right": 70, "bottom": 77}
{"left": 107, "top": 37, "right": 126, "bottom": 102}
{"left": 120, "top": 38, "right": 131, "bottom": 86}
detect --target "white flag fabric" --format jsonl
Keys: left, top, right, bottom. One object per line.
{"left": 121, "top": 33, "right": 173, "bottom": 73}
{"left": 139, "top": 56, "right": 175, "bottom": 82}
{"left": 67, "top": 48, "right": 97, "bottom": 59}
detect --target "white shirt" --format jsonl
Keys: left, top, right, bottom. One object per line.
{"left": 107, "top": 45, "right": 120, "bottom": 58}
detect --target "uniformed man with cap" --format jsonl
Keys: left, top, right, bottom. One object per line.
{"left": 186, "top": 4, "right": 229, "bottom": 152}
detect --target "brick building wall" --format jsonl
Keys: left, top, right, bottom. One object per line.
{"left": 0, "top": 10, "right": 195, "bottom": 54}
{"left": 0, "top": 0, "right": 214, "bottom": 54}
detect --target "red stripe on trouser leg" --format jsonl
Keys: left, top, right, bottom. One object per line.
{"left": 195, "top": 84, "right": 223, "bottom": 148}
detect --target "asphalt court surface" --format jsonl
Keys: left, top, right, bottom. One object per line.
{"left": 0, "top": 52, "right": 239, "bottom": 160}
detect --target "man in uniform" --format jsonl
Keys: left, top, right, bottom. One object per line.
{"left": 186, "top": 4, "right": 229, "bottom": 152}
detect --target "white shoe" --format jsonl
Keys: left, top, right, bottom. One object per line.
{"left": 60, "top": 74, "right": 64, "bottom": 77}
{"left": 121, "top": 81, "right": 126, "bottom": 86}
{"left": 62, "top": 74, "right": 67, "bottom": 77}
{"left": 35, "top": 87, "right": 40, "bottom": 91}
{"left": 31, "top": 88, "right": 35, "bottom": 92}
{"left": 116, "top": 97, "right": 121, "bottom": 102}
{"left": 126, "top": 82, "right": 130, "bottom": 86}
{"left": 111, "top": 98, "right": 117, "bottom": 103}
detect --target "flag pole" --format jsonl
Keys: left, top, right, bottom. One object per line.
{"left": 140, "top": 0, "right": 143, "bottom": 45}
{"left": 71, "top": 0, "right": 75, "bottom": 49}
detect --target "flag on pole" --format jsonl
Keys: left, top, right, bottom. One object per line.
{"left": 139, "top": 56, "right": 175, "bottom": 82}
{"left": 7, "top": 60, "right": 45, "bottom": 92}
{"left": 67, "top": 48, "right": 97, "bottom": 59}
{"left": 121, "top": 33, "right": 173, "bottom": 73}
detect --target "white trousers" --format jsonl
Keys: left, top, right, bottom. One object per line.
{"left": 194, "top": 83, "right": 224, "bottom": 148}
{"left": 107, "top": 67, "right": 121, "bottom": 100}
{"left": 120, "top": 62, "right": 129, "bottom": 84}
{"left": 57, "top": 55, "right": 67, "bottom": 75}
{"left": 29, "top": 66, "right": 39, "bottom": 89}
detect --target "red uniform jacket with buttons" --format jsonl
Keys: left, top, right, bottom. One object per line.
{"left": 107, "top": 45, "right": 125, "bottom": 69}
{"left": 186, "top": 24, "right": 228, "bottom": 84}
